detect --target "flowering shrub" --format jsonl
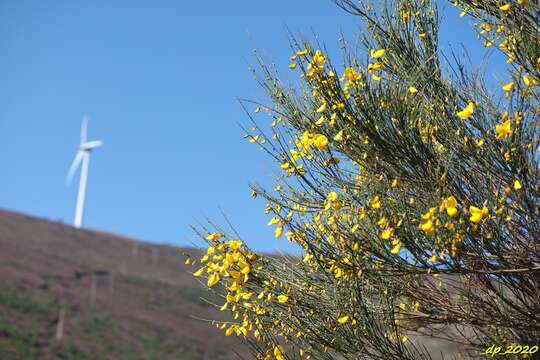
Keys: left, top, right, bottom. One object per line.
{"left": 189, "top": 0, "right": 539, "bottom": 358}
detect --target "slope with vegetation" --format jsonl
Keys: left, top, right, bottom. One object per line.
{"left": 0, "top": 209, "right": 248, "bottom": 359}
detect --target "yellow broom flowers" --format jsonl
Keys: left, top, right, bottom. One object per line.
{"left": 457, "top": 101, "right": 475, "bottom": 120}
{"left": 469, "top": 205, "right": 489, "bottom": 223}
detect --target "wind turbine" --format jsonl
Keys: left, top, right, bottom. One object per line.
{"left": 66, "top": 116, "right": 103, "bottom": 228}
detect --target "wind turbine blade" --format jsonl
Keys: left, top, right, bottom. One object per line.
{"left": 81, "top": 116, "right": 88, "bottom": 144}
{"left": 81, "top": 140, "right": 104, "bottom": 150}
{"left": 66, "top": 151, "right": 84, "bottom": 184}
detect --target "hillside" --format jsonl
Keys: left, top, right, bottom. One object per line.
{"left": 0, "top": 209, "right": 249, "bottom": 359}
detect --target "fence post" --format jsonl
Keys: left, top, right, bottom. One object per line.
{"left": 55, "top": 308, "right": 65, "bottom": 341}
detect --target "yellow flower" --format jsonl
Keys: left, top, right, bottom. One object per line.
{"left": 225, "top": 326, "right": 235, "bottom": 336}
{"left": 255, "top": 106, "right": 260, "bottom": 113}
{"left": 502, "top": 81, "right": 515, "bottom": 92}
{"left": 314, "top": 134, "right": 329, "bottom": 150}
{"left": 205, "top": 233, "right": 223, "bottom": 242}
{"left": 228, "top": 240, "right": 243, "bottom": 250}
{"left": 327, "top": 191, "right": 339, "bottom": 202}
{"left": 390, "top": 241, "right": 401, "bottom": 255}
{"left": 514, "top": 180, "right": 522, "bottom": 190}
{"left": 337, "top": 315, "right": 350, "bottom": 324}
{"left": 315, "top": 116, "right": 326, "bottom": 126}
{"left": 207, "top": 274, "right": 220, "bottom": 287}
{"left": 499, "top": 3, "right": 511, "bottom": 11}
{"left": 273, "top": 345, "right": 285, "bottom": 360}
{"left": 238, "top": 326, "right": 247, "bottom": 336}
{"left": 371, "top": 196, "right": 381, "bottom": 209}
{"left": 391, "top": 179, "right": 398, "bottom": 188}
{"left": 408, "top": 86, "right": 418, "bottom": 94}
{"left": 240, "top": 263, "right": 251, "bottom": 275}
{"left": 524, "top": 75, "right": 537, "bottom": 87}
{"left": 381, "top": 228, "right": 393, "bottom": 240}
{"left": 333, "top": 130, "right": 344, "bottom": 142}
{"left": 469, "top": 205, "right": 489, "bottom": 223}
{"left": 422, "top": 207, "right": 436, "bottom": 220}
{"left": 193, "top": 267, "right": 205, "bottom": 277}
{"left": 496, "top": 120, "right": 512, "bottom": 140}
{"left": 289, "top": 62, "right": 298, "bottom": 70}
{"left": 372, "top": 74, "right": 382, "bottom": 81}
{"left": 370, "top": 49, "right": 386, "bottom": 59}
{"left": 275, "top": 225, "right": 284, "bottom": 238}
{"left": 420, "top": 220, "right": 435, "bottom": 236}
{"left": 316, "top": 102, "right": 327, "bottom": 113}
{"left": 402, "top": 335, "right": 409, "bottom": 343}
{"left": 277, "top": 294, "right": 289, "bottom": 303}
{"left": 367, "top": 62, "right": 383, "bottom": 72}
{"left": 457, "top": 101, "right": 475, "bottom": 120}
{"left": 268, "top": 217, "right": 280, "bottom": 226}
{"left": 313, "top": 50, "right": 326, "bottom": 64}
{"left": 443, "top": 196, "right": 459, "bottom": 218}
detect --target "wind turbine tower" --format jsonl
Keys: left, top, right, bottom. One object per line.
{"left": 66, "top": 116, "right": 103, "bottom": 228}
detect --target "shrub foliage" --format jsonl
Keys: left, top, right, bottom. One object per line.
{"left": 190, "top": 0, "right": 540, "bottom": 358}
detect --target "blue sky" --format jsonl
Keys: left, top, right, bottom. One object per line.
{"left": 0, "top": 1, "right": 505, "bottom": 253}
